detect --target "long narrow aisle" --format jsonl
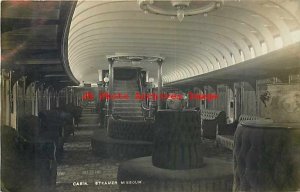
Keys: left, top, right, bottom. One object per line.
{"left": 56, "top": 107, "right": 120, "bottom": 192}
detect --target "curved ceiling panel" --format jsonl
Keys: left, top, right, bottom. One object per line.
{"left": 68, "top": 0, "right": 300, "bottom": 83}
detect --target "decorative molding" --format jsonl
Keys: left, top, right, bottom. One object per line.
{"left": 61, "top": 1, "right": 80, "bottom": 86}
{"left": 106, "top": 54, "right": 165, "bottom": 64}
{"left": 138, "top": 0, "right": 223, "bottom": 22}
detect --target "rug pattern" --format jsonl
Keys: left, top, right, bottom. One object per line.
{"left": 56, "top": 117, "right": 232, "bottom": 192}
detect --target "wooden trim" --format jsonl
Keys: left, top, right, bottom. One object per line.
{"left": 61, "top": 1, "right": 80, "bottom": 85}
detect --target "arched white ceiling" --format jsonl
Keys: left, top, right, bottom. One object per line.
{"left": 68, "top": 0, "right": 300, "bottom": 83}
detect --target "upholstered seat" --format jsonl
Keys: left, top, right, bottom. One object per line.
{"left": 57, "top": 104, "right": 83, "bottom": 127}
{"left": 18, "top": 115, "right": 40, "bottom": 141}
{"left": 108, "top": 116, "right": 154, "bottom": 141}
{"left": 1, "top": 126, "right": 57, "bottom": 192}
{"left": 91, "top": 116, "right": 154, "bottom": 160}
{"left": 201, "top": 109, "right": 226, "bottom": 139}
{"left": 91, "top": 129, "right": 153, "bottom": 160}
{"left": 152, "top": 110, "right": 203, "bottom": 170}
{"left": 216, "top": 114, "right": 271, "bottom": 150}
{"left": 39, "top": 110, "right": 74, "bottom": 137}
{"left": 118, "top": 110, "right": 233, "bottom": 192}
{"left": 233, "top": 120, "right": 300, "bottom": 191}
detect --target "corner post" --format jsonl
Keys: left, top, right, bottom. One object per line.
{"left": 157, "top": 59, "right": 163, "bottom": 110}
{"left": 108, "top": 58, "right": 114, "bottom": 115}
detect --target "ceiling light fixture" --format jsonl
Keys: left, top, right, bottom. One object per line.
{"left": 138, "top": 0, "right": 223, "bottom": 22}
{"left": 172, "top": 1, "right": 190, "bottom": 22}
{"left": 107, "top": 54, "right": 164, "bottom": 64}
{"left": 176, "top": 5, "right": 186, "bottom": 22}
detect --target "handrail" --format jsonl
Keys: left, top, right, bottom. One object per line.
{"left": 137, "top": 72, "right": 143, "bottom": 93}
{"left": 137, "top": 73, "right": 146, "bottom": 106}
{"left": 137, "top": 73, "right": 153, "bottom": 118}
{"left": 141, "top": 102, "right": 154, "bottom": 111}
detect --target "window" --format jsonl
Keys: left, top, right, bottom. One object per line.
{"left": 240, "top": 50, "right": 245, "bottom": 62}
{"left": 274, "top": 36, "right": 283, "bottom": 49}
{"left": 231, "top": 53, "right": 236, "bottom": 64}
{"left": 250, "top": 46, "right": 255, "bottom": 58}
{"left": 261, "top": 41, "right": 268, "bottom": 54}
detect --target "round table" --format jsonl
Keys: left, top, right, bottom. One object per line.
{"left": 233, "top": 120, "right": 300, "bottom": 192}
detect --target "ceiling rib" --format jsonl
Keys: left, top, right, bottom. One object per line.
{"left": 68, "top": 1, "right": 300, "bottom": 83}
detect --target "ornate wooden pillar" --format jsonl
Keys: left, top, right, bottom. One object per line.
{"left": 157, "top": 59, "right": 163, "bottom": 110}
{"left": 108, "top": 58, "right": 114, "bottom": 115}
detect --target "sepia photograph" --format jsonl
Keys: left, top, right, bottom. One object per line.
{"left": 1, "top": 0, "right": 300, "bottom": 191}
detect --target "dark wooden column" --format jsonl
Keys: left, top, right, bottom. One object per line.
{"left": 108, "top": 58, "right": 114, "bottom": 115}
{"left": 157, "top": 59, "right": 163, "bottom": 110}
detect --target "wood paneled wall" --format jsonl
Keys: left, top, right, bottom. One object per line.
{"left": 241, "top": 82, "right": 257, "bottom": 116}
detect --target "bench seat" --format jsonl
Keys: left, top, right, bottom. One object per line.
{"left": 1, "top": 126, "right": 57, "bottom": 192}
{"left": 201, "top": 109, "right": 226, "bottom": 139}
{"left": 216, "top": 135, "right": 234, "bottom": 150}
{"left": 216, "top": 114, "right": 272, "bottom": 150}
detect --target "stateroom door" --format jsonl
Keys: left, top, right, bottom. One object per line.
{"left": 234, "top": 83, "right": 242, "bottom": 121}
{"left": 1, "top": 71, "right": 10, "bottom": 126}
{"left": 217, "top": 85, "right": 234, "bottom": 123}
{"left": 227, "top": 86, "right": 234, "bottom": 123}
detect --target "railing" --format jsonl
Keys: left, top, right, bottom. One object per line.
{"left": 141, "top": 102, "right": 156, "bottom": 119}
{"left": 137, "top": 71, "right": 143, "bottom": 93}
{"left": 137, "top": 74, "right": 157, "bottom": 119}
